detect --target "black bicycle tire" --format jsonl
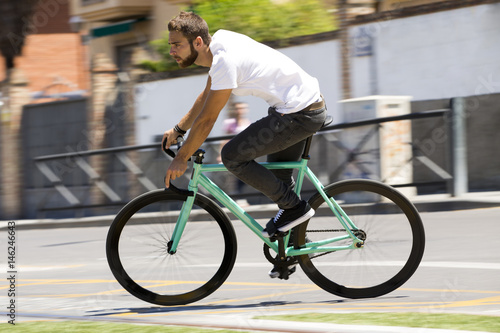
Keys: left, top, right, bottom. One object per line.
{"left": 296, "top": 179, "right": 425, "bottom": 299}
{"left": 106, "top": 189, "right": 237, "bottom": 306}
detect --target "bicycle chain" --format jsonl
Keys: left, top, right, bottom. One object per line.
{"left": 264, "top": 229, "right": 360, "bottom": 262}
{"left": 306, "top": 229, "right": 347, "bottom": 233}
{"left": 304, "top": 229, "right": 355, "bottom": 259}
{"left": 308, "top": 251, "right": 335, "bottom": 260}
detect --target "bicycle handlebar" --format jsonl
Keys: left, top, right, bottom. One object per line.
{"left": 162, "top": 135, "right": 191, "bottom": 193}
{"left": 162, "top": 135, "right": 184, "bottom": 158}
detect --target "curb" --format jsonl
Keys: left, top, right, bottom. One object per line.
{"left": 12, "top": 312, "right": 494, "bottom": 333}
{"left": 2, "top": 192, "right": 500, "bottom": 230}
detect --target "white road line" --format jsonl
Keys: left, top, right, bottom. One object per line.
{"left": 182, "top": 261, "right": 500, "bottom": 270}
{"left": 2, "top": 265, "right": 84, "bottom": 273}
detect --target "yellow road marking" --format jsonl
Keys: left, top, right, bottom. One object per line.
{"left": 400, "top": 287, "right": 500, "bottom": 295}
{"left": 7, "top": 278, "right": 500, "bottom": 316}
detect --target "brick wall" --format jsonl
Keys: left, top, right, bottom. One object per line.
{"left": 30, "top": 0, "right": 72, "bottom": 34}
{"left": 0, "top": 0, "right": 88, "bottom": 94}
{"left": 17, "top": 34, "right": 88, "bottom": 93}
{"left": 0, "top": 34, "right": 89, "bottom": 93}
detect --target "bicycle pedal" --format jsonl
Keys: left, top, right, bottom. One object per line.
{"left": 279, "top": 265, "right": 297, "bottom": 280}
{"left": 268, "top": 264, "right": 297, "bottom": 280}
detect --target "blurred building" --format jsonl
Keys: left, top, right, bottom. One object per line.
{"left": 0, "top": 1, "right": 89, "bottom": 102}
{"left": 65, "top": 0, "right": 453, "bottom": 74}
{"left": 2, "top": 0, "right": 499, "bottom": 220}
{"left": 0, "top": 0, "right": 92, "bottom": 219}
{"left": 68, "top": 0, "right": 185, "bottom": 72}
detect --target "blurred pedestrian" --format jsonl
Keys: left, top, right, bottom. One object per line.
{"left": 220, "top": 102, "right": 251, "bottom": 206}
{"left": 223, "top": 102, "right": 251, "bottom": 136}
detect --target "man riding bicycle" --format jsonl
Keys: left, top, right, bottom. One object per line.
{"left": 162, "top": 12, "right": 327, "bottom": 277}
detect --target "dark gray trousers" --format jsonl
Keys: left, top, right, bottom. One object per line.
{"left": 221, "top": 106, "right": 327, "bottom": 209}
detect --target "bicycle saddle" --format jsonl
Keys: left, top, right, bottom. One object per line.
{"left": 322, "top": 115, "right": 333, "bottom": 128}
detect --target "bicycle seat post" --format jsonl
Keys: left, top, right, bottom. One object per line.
{"left": 301, "top": 136, "right": 313, "bottom": 160}
{"left": 300, "top": 115, "right": 333, "bottom": 160}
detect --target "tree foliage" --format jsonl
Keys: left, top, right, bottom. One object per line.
{"left": 191, "top": 0, "right": 336, "bottom": 42}
{"left": 143, "top": 0, "right": 336, "bottom": 72}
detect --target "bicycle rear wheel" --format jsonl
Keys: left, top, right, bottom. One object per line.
{"left": 106, "top": 189, "right": 237, "bottom": 306}
{"left": 295, "top": 179, "right": 425, "bottom": 299}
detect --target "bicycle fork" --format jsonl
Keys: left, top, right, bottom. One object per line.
{"left": 167, "top": 195, "right": 195, "bottom": 254}
{"left": 166, "top": 150, "right": 208, "bottom": 255}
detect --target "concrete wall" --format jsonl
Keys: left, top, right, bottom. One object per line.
{"left": 411, "top": 93, "right": 500, "bottom": 193}
{"left": 351, "top": 3, "right": 500, "bottom": 101}
{"left": 134, "top": 39, "right": 341, "bottom": 145}
{"left": 135, "top": 3, "right": 500, "bottom": 144}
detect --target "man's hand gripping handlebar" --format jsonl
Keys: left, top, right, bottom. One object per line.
{"left": 162, "top": 134, "right": 183, "bottom": 159}
{"left": 162, "top": 135, "right": 192, "bottom": 195}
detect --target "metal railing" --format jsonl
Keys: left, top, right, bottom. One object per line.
{"left": 33, "top": 98, "right": 467, "bottom": 218}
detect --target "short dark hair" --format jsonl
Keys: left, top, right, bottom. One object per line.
{"left": 168, "top": 11, "right": 211, "bottom": 45}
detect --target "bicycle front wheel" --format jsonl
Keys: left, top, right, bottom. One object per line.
{"left": 296, "top": 179, "right": 425, "bottom": 299}
{"left": 106, "top": 189, "right": 237, "bottom": 306}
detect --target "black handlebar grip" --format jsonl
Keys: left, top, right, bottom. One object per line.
{"left": 162, "top": 135, "right": 184, "bottom": 158}
{"left": 162, "top": 135, "right": 175, "bottom": 158}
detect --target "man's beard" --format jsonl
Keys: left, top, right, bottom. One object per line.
{"left": 178, "top": 43, "right": 198, "bottom": 68}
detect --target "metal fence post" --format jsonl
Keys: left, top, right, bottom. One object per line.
{"left": 448, "top": 97, "right": 468, "bottom": 197}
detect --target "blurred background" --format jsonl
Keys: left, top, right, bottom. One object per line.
{"left": 1, "top": 0, "right": 499, "bottom": 220}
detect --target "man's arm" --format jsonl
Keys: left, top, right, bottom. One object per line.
{"left": 162, "top": 76, "right": 212, "bottom": 150}
{"left": 176, "top": 88, "right": 232, "bottom": 161}
{"left": 165, "top": 87, "right": 232, "bottom": 187}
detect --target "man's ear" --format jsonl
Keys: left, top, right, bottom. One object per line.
{"left": 194, "top": 36, "right": 203, "bottom": 48}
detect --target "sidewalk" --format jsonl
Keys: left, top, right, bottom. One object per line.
{"left": 15, "top": 312, "right": 495, "bottom": 333}
{"left": 2, "top": 191, "right": 500, "bottom": 230}
{"left": 158, "top": 315, "right": 495, "bottom": 333}
{"left": 410, "top": 190, "right": 500, "bottom": 212}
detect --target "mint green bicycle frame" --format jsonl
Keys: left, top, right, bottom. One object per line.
{"left": 168, "top": 158, "right": 364, "bottom": 257}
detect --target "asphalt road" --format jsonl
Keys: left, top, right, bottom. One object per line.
{"left": 2, "top": 207, "right": 500, "bottom": 331}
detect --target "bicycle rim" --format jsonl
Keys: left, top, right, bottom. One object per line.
{"left": 106, "top": 189, "right": 237, "bottom": 306}
{"left": 296, "top": 179, "right": 425, "bottom": 299}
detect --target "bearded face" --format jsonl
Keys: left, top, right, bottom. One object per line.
{"left": 169, "top": 30, "right": 201, "bottom": 69}
{"left": 176, "top": 41, "right": 198, "bottom": 68}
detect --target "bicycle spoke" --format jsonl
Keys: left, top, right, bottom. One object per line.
{"left": 296, "top": 179, "right": 425, "bottom": 299}
{"left": 107, "top": 190, "right": 237, "bottom": 306}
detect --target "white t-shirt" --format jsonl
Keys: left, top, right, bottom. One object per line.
{"left": 209, "top": 30, "right": 321, "bottom": 114}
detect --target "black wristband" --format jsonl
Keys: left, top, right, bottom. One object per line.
{"left": 174, "top": 124, "right": 187, "bottom": 135}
